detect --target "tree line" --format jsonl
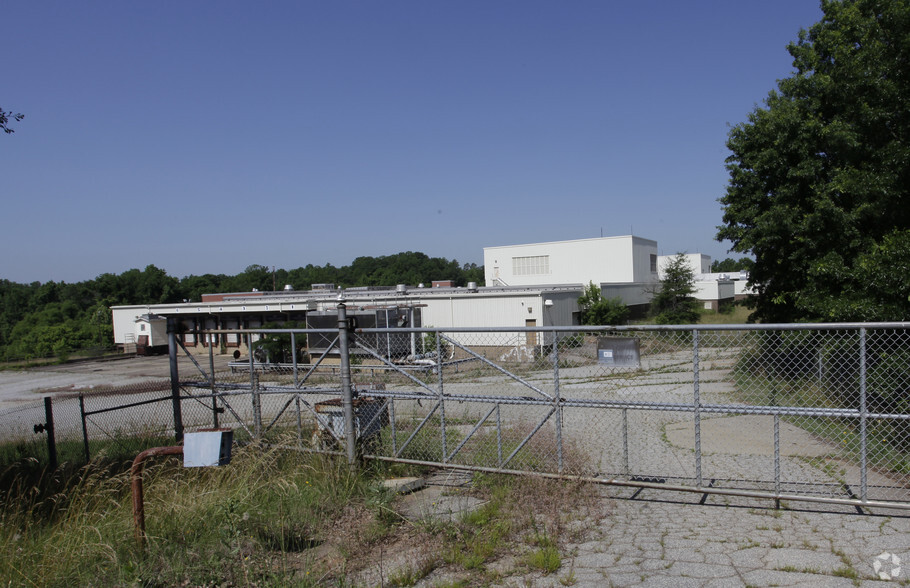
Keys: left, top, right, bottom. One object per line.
{"left": 0, "top": 252, "right": 484, "bottom": 361}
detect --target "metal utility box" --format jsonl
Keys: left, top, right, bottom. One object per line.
{"left": 313, "top": 397, "right": 389, "bottom": 446}
{"left": 596, "top": 337, "right": 641, "bottom": 367}
{"left": 183, "top": 429, "right": 233, "bottom": 467}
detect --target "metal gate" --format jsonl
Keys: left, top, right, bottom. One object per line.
{"left": 172, "top": 307, "right": 910, "bottom": 511}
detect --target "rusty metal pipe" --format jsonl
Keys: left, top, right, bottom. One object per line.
{"left": 131, "top": 446, "right": 183, "bottom": 547}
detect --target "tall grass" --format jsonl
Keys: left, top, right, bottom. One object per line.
{"left": 0, "top": 439, "right": 398, "bottom": 586}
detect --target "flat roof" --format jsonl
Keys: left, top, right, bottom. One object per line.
{"left": 111, "top": 283, "right": 585, "bottom": 313}
{"left": 483, "top": 234, "right": 658, "bottom": 251}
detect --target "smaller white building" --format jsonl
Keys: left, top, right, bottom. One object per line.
{"left": 657, "top": 253, "right": 712, "bottom": 279}
{"left": 699, "top": 271, "right": 754, "bottom": 300}
{"left": 692, "top": 280, "right": 735, "bottom": 311}
{"left": 134, "top": 314, "right": 168, "bottom": 354}
{"left": 657, "top": 253, "right": 740, "bottom": 310}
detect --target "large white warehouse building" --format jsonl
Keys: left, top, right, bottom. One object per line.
{"left": 111, "top": 233, "right": 744, "bottom": 357}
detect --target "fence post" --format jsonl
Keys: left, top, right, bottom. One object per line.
{"left": 553, "top": 330, "right": 563, "bottom": 474}
{"left": 252, "top": 371, "right": 262, "bottom": 440}
{"left": 337, "top": 297, "right": 358, "bottom": 467}
{"left": 43, "top": 397, "right": 58, "bottom": 470}
{"left": 209, "top": 338, "right": 219, "bottom": 429}
{"left": 496, "top": 403, "right": 503, "bottom": 466}
{"left": 774, "top": 414, "right": 781, "bottom": 509}
{"left": 437, "top": 327, "right": 447, "bottom": 463}
{"left": 79, "top": 394, "right": 90, "bottom": 462}
{"left": 693, "top": 328, "right": 702, "bottom": 489}
{"left": 249, "top": 333, "right": 262, "bottom": 440}
{"left": 859, "top": 327, "right": 868, "bottom": 502}
{"left": 622, "top": 407, "right": 629, "bottom": 478}
{"left": 291, "top": 332, "right": 299, "bottom": 388}
{"left": 295, "top": 394, "right": 302, "bottom": 448}
{"left": 167, "top": 318, "right": 184, "bottom": 443}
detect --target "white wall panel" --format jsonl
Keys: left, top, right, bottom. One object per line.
{"left": 484, "top": 236, "right": 658, "bottom": 287}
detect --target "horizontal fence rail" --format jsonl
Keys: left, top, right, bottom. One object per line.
{"left": 4, "top": 314, "right": 910, "bottom": 512}
{"left": 176, "top": 319, "right": 910, "bottom": 511}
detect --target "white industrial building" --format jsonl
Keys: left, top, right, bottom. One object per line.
{"left": 484, "top": 235, "right": 659, "bottom": 288}
{"left": 484, "top": 237, "right": 738, "bottom": 311}
{"left": 111, "top": 234, "right": 749, "bottom": 358}
{"left": 483, "top": 235, "right": 661, "bottom": 313}
{"left": 111, "top": 283, "right": 586, "bottom": 359}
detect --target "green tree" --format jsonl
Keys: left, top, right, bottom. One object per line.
{"left": 421, "top": 327, "right": 451, "bottom": 359}
{"left": 253, "top": 321, "right": 306, "bottom": 363}
{"left": 577, "top": 282, "right": 629, "bottom": 326}
{"left": 710, "top": 257, "right": 753, "bottom": 273}
{"left": 717, "top": 0, "right": 910, "bottom": 322}
{"left": 804, "top": 228, "right": 910, "bottom": 321}
{"left": 651, "top": 254, "right": 700, "bottom": 324}
{"left": 234, "top": 264, "right": 273, "bottom": 292}
{"left": 179, "top": 273, "right": 233, "bottom": 302}
{"left": 1, "top": 107, "right": 24, "bottom": 134}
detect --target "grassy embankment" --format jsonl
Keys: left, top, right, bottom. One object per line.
{"left": 0, "top": 435, "right": 602, "bottom": 586}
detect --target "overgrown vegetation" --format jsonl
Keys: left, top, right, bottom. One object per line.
{"left": 253, "top": 320, "right": 308, "bottom": 363}
{"left": 650, "top": 253, "right": 699, "bottom": 324}
{"left": 577, "top": 281, "right": 629, "bottom": 326}
{"left": 0, "top": 439, "right": 603, "bottom": 587}
{"left": 730, "top": 329, "right": 910, "bottom": 473}
{"left": 400, "top": 473, "right": 602, "bottom": 584}
{"left": 0, "top": 445, "right": 398, "bottom": 586}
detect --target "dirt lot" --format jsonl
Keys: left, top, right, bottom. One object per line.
{"left": 0, "top": 355, "right": 235, "bottom": 409}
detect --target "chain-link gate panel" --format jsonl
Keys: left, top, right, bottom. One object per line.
{"left": 167, "top": 322, "right": 910, "bottom": 510}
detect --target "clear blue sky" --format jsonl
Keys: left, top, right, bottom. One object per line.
{"left": 2, "top": 1, "right": 823, "bottom": 284}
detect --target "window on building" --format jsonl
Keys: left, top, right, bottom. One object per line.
{"left": 650, "top": 254, "right": 657, "bottom": 272}
{"left": 512, "top": 255, "right": 550, "bottom": 276}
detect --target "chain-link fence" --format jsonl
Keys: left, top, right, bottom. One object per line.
{"left": 3, "top": 317, "right": 910, "bottom": 510}
{"left": 0, "top": 382, "right": 182, "bottom": 468}
{"left": 188, "top": 320, "right": 910, "bottom": 510}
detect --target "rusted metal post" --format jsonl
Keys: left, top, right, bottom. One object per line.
{"left": 132, "top": 446, "right": 183, "bottom": 547}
